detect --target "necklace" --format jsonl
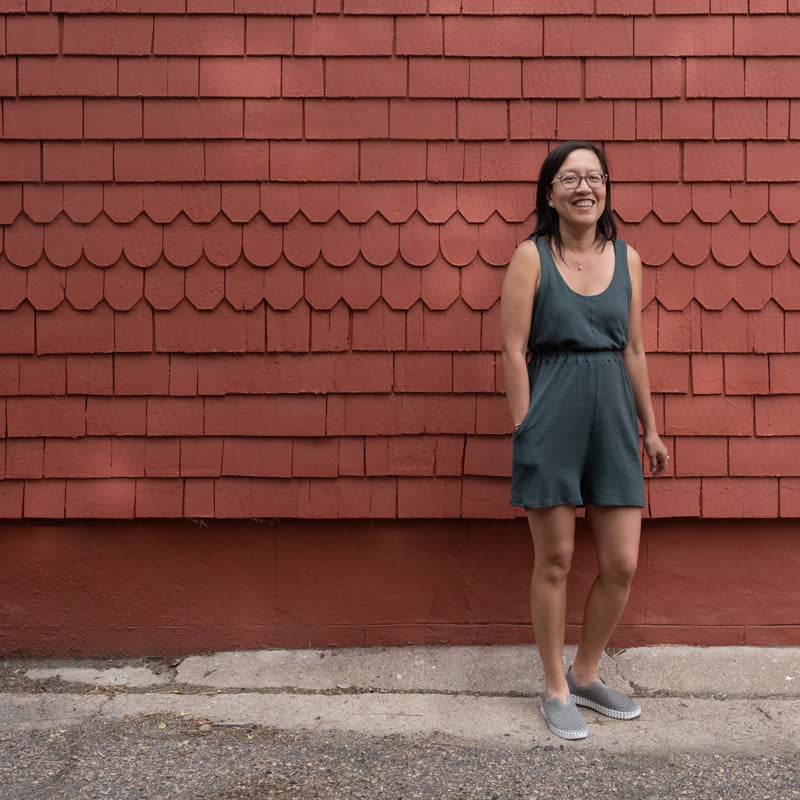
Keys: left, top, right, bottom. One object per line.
{"left": 561, "top": 251, "right": 585, "bottom": 271}
{"left": 561, "top": 241, "right": 604, "bottom": 271}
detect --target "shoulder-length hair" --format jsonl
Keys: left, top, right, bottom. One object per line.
{"left": 532, "top": 140, "right": 616, "bottom": 257}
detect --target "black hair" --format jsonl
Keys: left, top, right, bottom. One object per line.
{"left": 532, "top": 140, "right": 616, "bottom": 257}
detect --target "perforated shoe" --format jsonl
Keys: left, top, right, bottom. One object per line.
{"left": 566, "top": 666, "right": 641, "bottom": 720}
{"left": 539, "top": 693, "right": 589, "bottom": 740}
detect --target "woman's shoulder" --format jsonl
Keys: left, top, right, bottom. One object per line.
{"left": 503, "top": 236, "right": 542, "bottom": 292}
{"left": 619, "top": 240, "right": 642, "bottom": 269}
{"left": 514, "top": 235, "right": 542, "bottom": 259}
{"left": 510, "top": 237, "right": 542, "bottom": 270}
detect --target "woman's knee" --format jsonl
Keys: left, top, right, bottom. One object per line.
{"left": 600, "top": 555, "right": 638, "bottom": 588}
{"left": 534, "top": 547, "right": 574, "bottom": 582}
{"left": 529, "top": 505, "right": 576, "bottom": 583}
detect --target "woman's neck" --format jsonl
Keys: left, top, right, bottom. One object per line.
{"left": 558, "top": 223, "right": 600, "bottom": 254}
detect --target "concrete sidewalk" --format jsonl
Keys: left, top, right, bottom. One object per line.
{"left": 2, "top": 645, "right": 798, "bottom": 753}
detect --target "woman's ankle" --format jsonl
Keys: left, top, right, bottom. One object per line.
{"left": 569, "top": 659, "right": 599, "bottom": 685}
{"left": 544, "top": 684, "right": 570, "bottom": 702}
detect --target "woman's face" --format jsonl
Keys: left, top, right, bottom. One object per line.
{"left": 546, "top": 148, "right": 607, "bottom": 230}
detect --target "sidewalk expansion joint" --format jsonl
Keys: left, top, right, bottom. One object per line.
{"left": 4, "top": 683, "right": 796, "bottom": 702}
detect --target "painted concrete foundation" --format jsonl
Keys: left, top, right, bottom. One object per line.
{"left": 0, "top": 518, "right": 796, "bottom": 657}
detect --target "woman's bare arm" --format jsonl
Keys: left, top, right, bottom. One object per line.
{"left": 501, "top": 239, "right": 540, "bottom": 427}
{"left": 623, "top": 244, "right": 669, "bottom": 476}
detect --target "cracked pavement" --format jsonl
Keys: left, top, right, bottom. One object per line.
{"left": 1, "top": 645, "right": 798, "bottom": 798}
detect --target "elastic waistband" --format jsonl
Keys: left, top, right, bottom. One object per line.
{"left": 531, "top": 349, "right": 624, "bottom": 365}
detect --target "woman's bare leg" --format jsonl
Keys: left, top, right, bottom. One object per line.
{"left": 570, "top": 505, "right": 642, "bottom": 685}
{"left": 527, "top": 505, "right": 577, "bottom": 702}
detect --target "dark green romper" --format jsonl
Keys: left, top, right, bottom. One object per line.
{"left": 510, "top": 236, "right": 645, "bottom": 509}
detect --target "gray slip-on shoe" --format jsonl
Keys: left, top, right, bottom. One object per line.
{"left": 566, "top": 666, "right": 641, "bottom": 720}
{"left": 539, "top": 693, "right": 589, "bottom": 740}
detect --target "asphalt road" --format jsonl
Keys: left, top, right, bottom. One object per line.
{"left": 4, "top": 714, "right": 798, "bottom": 800}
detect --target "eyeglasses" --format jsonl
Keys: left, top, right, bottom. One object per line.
{"left": 551, "top": 172, "right": 608, "bottom": 189}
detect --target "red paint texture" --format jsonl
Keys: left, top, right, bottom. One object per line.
{"left": 0, "top": 518, "right": 796, "bottom": 656}
{"left": 0, "top": 12, "right": 796, "bottom": 542}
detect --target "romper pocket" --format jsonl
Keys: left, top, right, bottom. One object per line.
{"left": 513, "top": 362, "right": 542, "bottom": 440}
{"left": 512, "top": 393, "right": 537, "bottom": 440}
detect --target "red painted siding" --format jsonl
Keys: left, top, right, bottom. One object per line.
{"left": 0, "top": 4, "right": 798, "bottom": 522}
{"left": 0, "top": 518, "right": 797, "bottom": 656}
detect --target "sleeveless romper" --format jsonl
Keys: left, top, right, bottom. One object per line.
{"left": 510, "top": 236, "right": 645, "bottom": 509}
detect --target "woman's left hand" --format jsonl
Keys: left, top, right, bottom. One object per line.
{"left": 644, "top": 433, "right": 669, "bottom": 476}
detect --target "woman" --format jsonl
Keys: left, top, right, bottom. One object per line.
{"left": 501, "top": 141, "right": 668, "bottom": 740}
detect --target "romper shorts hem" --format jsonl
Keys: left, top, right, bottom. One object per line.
{"left": 510, "top": 497, "right": 646, "bottom": 510}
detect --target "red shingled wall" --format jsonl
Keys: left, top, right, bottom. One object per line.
{"left": 0, "top": 2, "right": 799, "bottom": 653}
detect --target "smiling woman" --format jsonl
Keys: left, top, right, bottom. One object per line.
{"left": 500, "top": 140, "right": 669, "bottom": 741}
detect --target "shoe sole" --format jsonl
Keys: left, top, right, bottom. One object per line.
{"left": 572, "top": 695, "right": 641, "bottom": 720}
{"left": 539, "top": 701, "right": 589, "bottom": 740}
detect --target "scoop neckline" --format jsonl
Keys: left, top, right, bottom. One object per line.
{"left": 544, "top": 238, "right": 617, "bottom": 299}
